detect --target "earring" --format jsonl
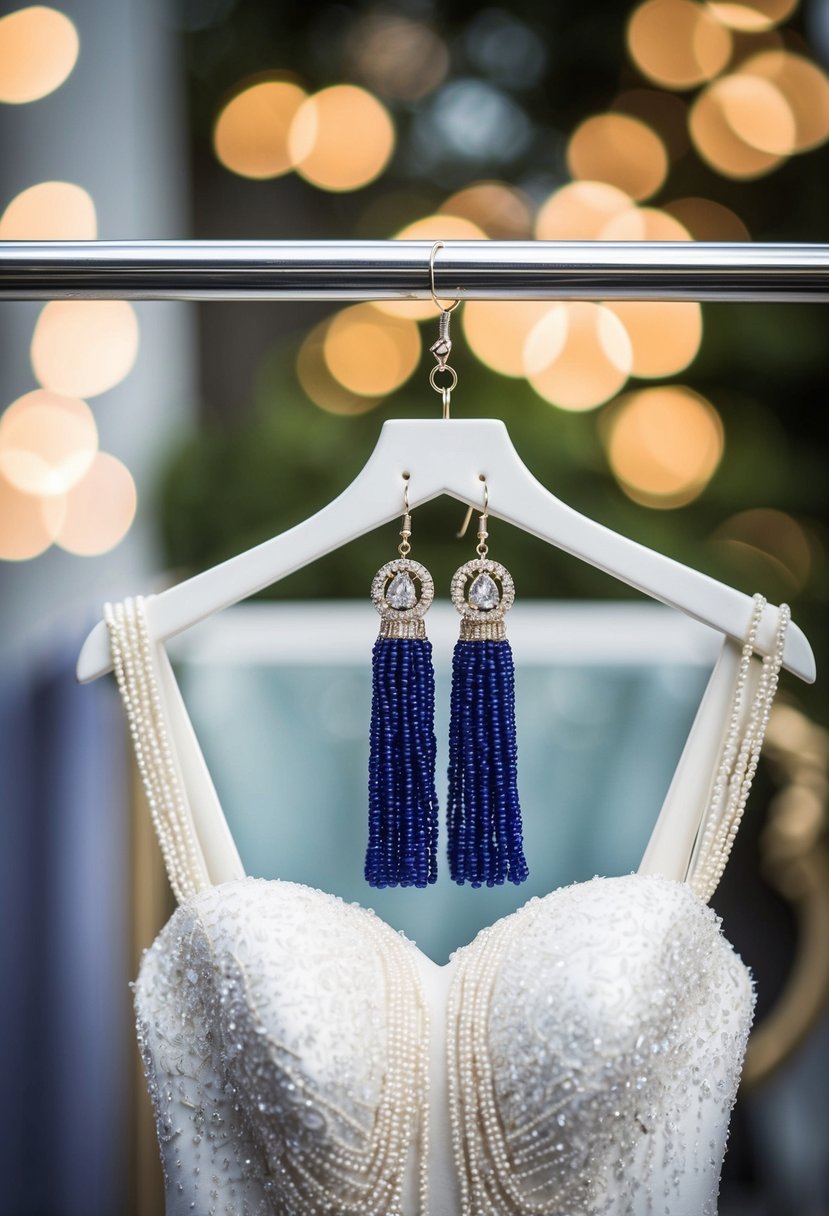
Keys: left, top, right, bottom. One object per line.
{"left": 447, "top": 484, "right": 528, "bottom": 887}
{"left": 365, "top": 480, "right": 439, "bottom": 888}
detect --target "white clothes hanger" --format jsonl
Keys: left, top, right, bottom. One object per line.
{"left": 79, "top": 415, "right": 815, "bottom": 886}
{"left": 77, "top": 417, "right": 815, "bottom": 684}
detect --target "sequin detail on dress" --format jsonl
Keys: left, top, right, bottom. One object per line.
{"left": 136, "top": 875, "right": 753, "bottom": 1216}
{"left": 136, "top": 879, "right": 430, "bottom": 1216}
{"left": 109, "top": 594, "right": 790, "bottom": 1215}
{"left": 447, "top": 875, "right": 752, "bottom": 1216}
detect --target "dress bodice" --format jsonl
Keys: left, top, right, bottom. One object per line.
{"left": 136, "top": 874, "right": 751, "bottom": 1216}
{"left": 106, "top": 595, "right": 789, "bottom": 1215}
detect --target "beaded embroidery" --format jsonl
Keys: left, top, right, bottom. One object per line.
{"left": 107, "top": 594, "right": 790, "bottom": 1215}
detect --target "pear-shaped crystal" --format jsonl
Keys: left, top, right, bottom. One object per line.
{"left": 386, "top": 572, "right": 417, "bottom": 609}
{"left": 469, "top": 572, "right": 500, "bottom": 610}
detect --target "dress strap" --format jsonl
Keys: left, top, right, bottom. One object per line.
{"left": 686, "top": 594, "right": 790, "bottom": 902}
{"left": 105, "top": 596, "right": 244, "bottom": 904}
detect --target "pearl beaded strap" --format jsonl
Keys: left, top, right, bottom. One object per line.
{"left": 108, "top": 597, "right": 431, "bottom": 1212}
{"left": 688, "top": 593, "right": 791, "bottom": 904}
{"left": 105, "top": 597, "right": 211, "bottom": 904}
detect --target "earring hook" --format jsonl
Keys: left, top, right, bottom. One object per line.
{"left": 457, "top": 477, "right": 488, "bottom": 539}
{"left": 400, "top": 475, "right": 412, "bottom": 556}
{"left": 429, "top": 241, "right": 461, "bottom": 314}
{"left": 429, "top": 242, "right": 460, "bottom": 419}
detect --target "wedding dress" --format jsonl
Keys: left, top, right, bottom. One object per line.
{"left": 106, "top": 593, "right": 790, "bottom": 1216}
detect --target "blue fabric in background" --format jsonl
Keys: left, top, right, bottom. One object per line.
{"left": 0, "top": 646, "right": 130, "bottom": 1216}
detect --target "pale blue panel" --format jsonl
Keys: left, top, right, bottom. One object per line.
{"left": 179, "top": 654, "right": 707, "bottom": 965}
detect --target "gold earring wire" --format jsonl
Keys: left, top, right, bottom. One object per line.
{"left": 456, "top": 476, "right": 488, "bottom": 540}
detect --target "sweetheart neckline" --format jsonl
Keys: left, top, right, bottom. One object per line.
{"left": 174, "top": 869, "right": 716, "bottom": 977}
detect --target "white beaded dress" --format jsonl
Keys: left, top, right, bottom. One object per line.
{"left": 105, "top": 594, "right": 790, "bottom": 1216}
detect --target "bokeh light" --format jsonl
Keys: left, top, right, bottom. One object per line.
{"left": 567, "top": 113, "right": 669, "bottom": 201}
{"left": 535, "top": 181, "right": 634, "bottom": 239}
{"left": 463, "top": 301, "right": 556, "bottom": 377}
{"left": 55, "top": 451, "right": 137, "bottom": 556}
{"left": 346, "top": 13, "right": 449, "bottom": 101}
{"left": 289, "top": 85, "right": 395, "bottom": 192}
{"left": 213, "top": 80, "right": 307, "bottom": 179}
{"left": 689, "top": 74, "right": 794, "bottom": 176}
{"left": 323, "top": 304, "right": 421, "bottom": 397}
{"left": 741, "top": 51, "right": 829, "bottom": 152}
{"left": 605, "top": 302, "right": 703, "bottom": 378}
{"left": 394, "top": 215, "right": 486, "bottom": 242}
{"left": 627, "top": 0, "right": 732, "bottom": 90}
{"left": 709, "top": 507, "right": 813, "bottom": 593}
{"left": 706, "top": 0, "right": 798, "bottom": 32}
{"left": 464, "top": 9, "right": 548, "bottom": 88}
{"left": 297, "top": 320, "right": 382, "bottom": 416}
{"left": 0, "top": 6, "right": 79, "bottom": 104}
{"left": 0, "top": 471, "right": 62, "bottom": 560}
{"left": 441, "top": 182, "right": 533, "bottom": 238}
{"left": 0, "top": 389, "right": 97, "bottom": 495}
{"left": 716, "top": 74, "right": 795, "bottom": 153}
{"left": 0, "top": 181, "right": 96, "bottom": 239}
{"left": 417, "top": 79, "right": 533, "bottom": 168}
{"left": 664, "top": 196, "right": 751, "bottom": 239}
{"left": 600, "top": 207, "right": 691, "bottom": 240}
{"left": 31, "top": 301, "right": 139, "bottom": 398}
{"left": 604, "top": 386, "right": 724, "bottom": 507}
{"left": 525, "top": 302, "right": 634, "bottom": 412}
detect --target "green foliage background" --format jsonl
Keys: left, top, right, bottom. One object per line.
{"left": 159, "top": 0, "right": 829, "bottom": 724}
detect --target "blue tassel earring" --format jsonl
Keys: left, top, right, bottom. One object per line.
{"left": 365, "top": 480, "right": 439, "bottom": 888}
{"left": 447, "top": 484, "right": 528, "bottom": 887}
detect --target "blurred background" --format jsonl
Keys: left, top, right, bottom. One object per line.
{"left": 1, "top": 0, "right": 828, "bottom": 1212}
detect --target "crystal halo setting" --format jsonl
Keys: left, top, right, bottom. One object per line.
{"left": 450, "top": 557, "right": 515, "bottom": 623}
{"left": 371, "top": 558, "right": 435, "bottom": 623}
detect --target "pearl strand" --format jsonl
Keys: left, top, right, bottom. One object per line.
{"left": 689, "top": 596, "right": 790, "bottom": 903}
{"left": 448, "top": 902, "right": 552, "bottom": 1215}
{"left": 104, "top": 597, "right": 210, "bottom": 903}
{"left": 688, "top": 595, "right": 765, "bottom": 890}
{"left": 242, "top": 900, "right": 430, "bottom": 1216}
{"left": 106, "top": 600, "right": 188, "bottom": 897}
{"left": 108, "top": 596, "right": 432, "bottom": 1214}
{"left": 121, "top": 601, "right": 198, "bottom": 900}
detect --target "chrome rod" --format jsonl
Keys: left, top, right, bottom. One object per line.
{"left": 1, "top": 240, "right": 828, "bottom": 302}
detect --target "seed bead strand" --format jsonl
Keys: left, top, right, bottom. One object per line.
{"left": 691, "top": 603, "right": 783, "bottom": 900}
{"left": 697, "top": 604, "right": 789, "bottom": 901}
{"left": 686, "top": 595, "right": 764, "bottom": 897}
{"left": 446, "top": 945, "right": 471, "bottom": 1215}
{"left": 238, "top": 902, "right": 429, "bottom": 1216}
{"left": 104, "top": 597, "right": 209, "bottom": 902}
{"left": 448, "top": 903, "right": 555, "bottom": 1215}
{"left": 119, "top": 597, "right": 200, "bottom": 902}
{"left": 123, "top": 600, "right": 201, "bottom": 901}
{"left": 105, "top": 600, "right": 188, "bottom": 899}
{"left": 133, "top": 599, "right": 209, "bottom": 895}
{"left": 105, "top": 602, "right": 183, "bottom": 898}
{"left": 124, "top": 597, "right": 207, "bottom": 900}
{"left": 351, "top": 909, "right": 430, "bottom": 1216}
{"left": 690, "top": 597, "right": 790, "bottom": 903}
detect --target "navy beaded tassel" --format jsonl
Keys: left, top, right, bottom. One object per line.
{"left": 447, "top": 504, "right": 528, "bottom": 887}
{"left": 366, "top": 500, "right": 439, "bottom": 888}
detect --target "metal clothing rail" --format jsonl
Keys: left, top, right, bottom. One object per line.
{"left": 1, "top": 240, "right": 829, "bottom": 302}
